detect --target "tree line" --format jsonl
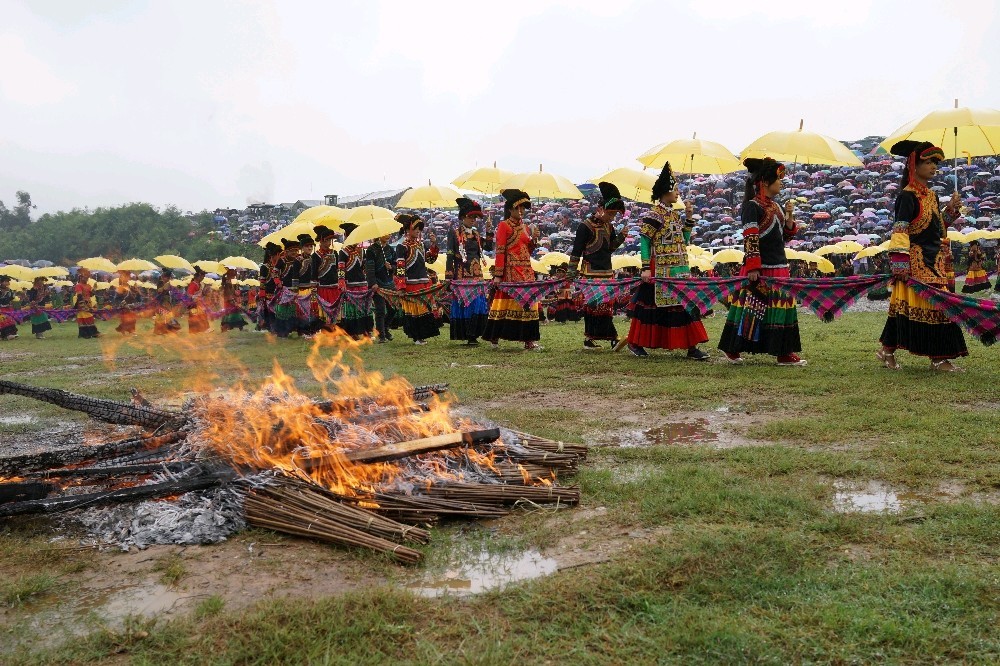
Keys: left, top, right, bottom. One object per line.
{"left": 0, "top": 192, "right": 251, "bottom": 264}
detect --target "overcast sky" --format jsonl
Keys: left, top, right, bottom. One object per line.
{"left": 2, "top": 0, "right": 997, "bottom": 215}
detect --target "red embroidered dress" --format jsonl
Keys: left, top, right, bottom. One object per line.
{"left": 482, "top": 218, "right": 540, "bottom": 343}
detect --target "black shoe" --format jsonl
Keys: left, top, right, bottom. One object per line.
{"left": 687, "top": 348, "right": 710, "bottom": 361}
{"left": 583, "top": 339, "right": 600, "bottom": 350}
{"left": 466, "top": 339, "right": 480, "bottom": 346}
{"left": 628, "top": 344, "right": 649, "bottom": 358}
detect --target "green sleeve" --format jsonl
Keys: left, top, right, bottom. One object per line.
{"left": 682, "top": 228, "right": 691, "bottom": 244}
{"left": 640, "top": 236, "right": 651, "bottom": 263}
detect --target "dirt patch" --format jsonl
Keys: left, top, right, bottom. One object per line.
{"left": 596, "top": 407, "right": 771, "bottom": 450}
{"left": 0, "top": 350, "right": 36, "bottom": 362}
{"left": 7, "top": 364, "right": 83, "bottom": 378}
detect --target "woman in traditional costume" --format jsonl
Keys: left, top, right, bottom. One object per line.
{"left": 72, "top": 272, "right": 101, "bottom": 338}
{"left": 447, "top": 198, "right": 489, "bottom": 345}
{"left": 625, "top": 162, "right": 710, "bottom": 360}
{"left": 220, "top": 268, "right": 249, "bottom": 331}
{"left": 877, "top": 141, "right": 966, "bottom": 371}
{"left": 338, "top": 223, "right": 375, "bottom": 339}
{"left": 483, "top": 189, "right": 543, "bottom": 350}
{"left": 0, "top": 275, "right": 19, "bottom": 340}
{"left": 25, "top": 277, "right": 52, "bottom": 340}
{"left": 569, "top": 182, "right": 627, "bottom": 349}
{"left": 961, "top": 240, "right": 992, "bottom": 293}
{"left": 718, "top": 157, "right": 806, "bottom": 366}
{"left": 395, "top": 213, "right": 440, "bottom": 345}
{"left": 153, "top": 270, "right": 181, "bottom": 335}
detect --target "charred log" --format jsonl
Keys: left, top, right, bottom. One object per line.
{"left": 0, "top": 380, "right": 183, "bottom": 429}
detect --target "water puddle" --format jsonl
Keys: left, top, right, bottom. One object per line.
{"left": 407, "top": 548, "right": 558, "bottom": 597}
{"left": 613, "top": 419, "right": 718, "bottom": 448}
{"left": 100, "top": 583, "right": 186, "bottom": 618}
{"left": 833, "top": 480, "right": 903, "bottom": 514}
{"left": 0, "top": 415, "right": 37, "bottom": 425}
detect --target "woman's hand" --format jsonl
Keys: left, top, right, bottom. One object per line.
{"left": 747, "top": 269, "right": 761, "bottom": 282}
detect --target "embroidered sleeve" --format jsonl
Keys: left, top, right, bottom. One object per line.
{"left": 638, "top": 215, "right": 661, "bottom": 240}
{"left": 889, "top": 192, "right": 916, "bottom": 254}
{"left": 741, "top": 201, "right": 762, "bottom": 272}
{"left": 639, "top": 236, "right": 652, "bottom": 271}
{"left": 494, "top": 222, "right": 510, "bottom": 275}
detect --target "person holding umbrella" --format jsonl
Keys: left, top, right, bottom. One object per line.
{"left": 624, "top": 163, "right": 710, "bottom": 360}
{"left": 25, "top": 276, "right": 53, "bottom": 340}
{"left": 273, "top": 238, "right": 301, "bottom": 338}
{"left": 220, "top": 268, "right": 249, "bottom": 332}
{"left": 364, "top": 232, "right": 396, "bottom": 343}
{"left": 961, "top": 240, "right": 992, "bottom": 293}
{"left": 72, "top": 271, "right": 101, "bottom": 338}
{"left": 447, "top": 197, "right": 488, "bottom": 345}
{"left": 186, "top": 266, "right": 210, "bottom": 334}
{"left": 395, "top": 213, "right": 440, "bottom": 345}
{"left": 312, "top": 225, "right": 344, "bottom": 333}
{"left": 257, "top": 242, "right": 281, "bottom": 333}
{"left": 483, "top": 189, "right": 543, "bottom": 351}
{"left": 338, "top": 223, "right": 375, "bottom": 339}
{"left": 718, "top": 157, "right": 806, "bottom": 366}
{"left": 0, "top": 275, "right": 19, "bottom": 340}
{"left": 878, "top": 141, "right": 966, "bottom": 371}
{"left": 568, "top": 181, "right": 627, "bottom": 349}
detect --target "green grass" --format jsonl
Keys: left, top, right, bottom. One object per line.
{"left": 151, "top": 554, "right": 187, "bottom": 588}
{"left": 3, "top": 312, "right": 1000, "bottom": 663}
{"left": 1, "top": 573, "right": 58, "bottom": 608}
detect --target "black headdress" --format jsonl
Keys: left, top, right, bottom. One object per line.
{"left": 313, "top": 225, "right": 336, "bottom": 241}
{"left": 193, "top": 265, "right": 206, "bottom": 277}
{"left": 297, "top": 233, "right": 315, "bottom": 246}
{"left": 395, "top": 213, "right": 423, "bottom": 231}
{"left": 456, "top": 197, "right": 484, "bottom": 220}
{"left": 281, "top": 237, "right": 300, "bottom": 249}
{"left": 340, "top": 222, "right": 358, "bottom": 237}
{"left": 743, "top": 157, "right": 786, "bottom": 201}
{"left": 597, "top": 181, "right": 626, "bottom": 212}
{"left": 651, "top": 162, "right": 676, "bottom": 202}
{"left": 160, "top": 269, "right": 173, "bottom": 279}
{"left": 889, "top": 140, "right": 944, "bottom": 161}
{"left": 501, "top": 189, "right": 531, "bottom": 218}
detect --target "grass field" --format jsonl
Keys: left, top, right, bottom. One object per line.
{"left": 2, "top": 311, "right": 999, "bottom": 664}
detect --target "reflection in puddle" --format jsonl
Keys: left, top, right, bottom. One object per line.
{"left": 615, "top": 419, "right": 718, "bottom": 448}
{"left": 101, "top": 583, "right": 186, "bottom": 618}
{"left": 408, "top": 549, "right": 558, "bottom": 597}
{"left": 0, "top": 415, "right": 37, "bottom": 425}
{"left": 833, "top": 480, "right": 903, "bottom": 514}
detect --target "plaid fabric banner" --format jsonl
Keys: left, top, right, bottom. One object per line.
{"left": 908, "top": 279, "right": 1000, "bottom": 346}
{"left": 498, "top": 278, "right": 565, "bottom": 310}
{"left": 1, "top": 308, "right": 124, "bottom": 324}
{"left": 652, "top": 277, "right": 746, "bottom": 317}
{"left": 379, "top": 284, "right": 446, "bottom": 311}
{"left": 449, "top": 280, "right": 491, "bottom": 307}
{"left": 770, "top": 275, "right": 892, "bottom": 322}
{"left": 574, "top": 278, "right": 641, "bottom": 307}
{"left": 342, "top": 288, "right": 375, "bottom": 315}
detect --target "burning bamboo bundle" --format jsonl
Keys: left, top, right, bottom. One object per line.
{"left": 0, "top": 376, "right": 588, "bottom": 564}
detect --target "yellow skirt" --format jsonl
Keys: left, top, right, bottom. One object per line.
{"left": 487, "top": 295, "right": 539, "bottom": 322}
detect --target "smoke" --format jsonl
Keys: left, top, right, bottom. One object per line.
{"left": 237, "top": 161, "right": 276, "bottom": 205}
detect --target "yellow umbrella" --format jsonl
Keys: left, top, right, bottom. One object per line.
{"left": 155, "top": 255, "right": 195, "bottom": 272}
{"left": 689, "top": 256, "right": 715, "bottom": 272}
{"left": 32, "top": 267, "right": 70, "bottom": 278}
{"left": 854, "top": 245, "right": 888, "bottom": 260}
{"left": 612, "top": 254, "right": 642, "bottom": 270}
{"left": 538, "top": 251, "right": 572, "bottom": 267}
{"left": 346, "top": 205, "right": 397, "bottom": 225}
{"left": 170, "top": 278, "right": 191, "bottom": 287}
{"left": 116, "top": 258, "right": 159, "bottom": 272}
{"left": 965, "top": 229, "right": 991, "bottom": 241}
{"left": 637, "top": 134, "right": 744, "bottom": 174}
{"left": 0, "top": 264, "right": 34, "bottom": 280}
{"left": 10, "top": 280, "right": 31, "bottom": 291}
{"left": 814, "top": 244, "right": 840, "bottom": 256}
{"left": 947, "top": 229, "right": 968, "bottom": 242}
{"left": 426, "top": 255, "right": 448, "bottom": 277}
{"left": 77, "top": 257, "right": 119, "bottom": 273}
{"left": 879, "top": 102, "right": 1000, "bottom": 163}
{"left": 741, "top": 120, "right": 863, "bottom": 167}
{"left": 827, "top": 240, "right": 864, "bottom": 254}
{"left": 193, "top": 260, "right": 226, "bottom": 274}
{"left": 93, "top": 281, "right": 112, "bottom": 291}
{"left": 687, "top": 245, "right": 711, "bottom": 257}
{"left": 983, "top": 229, "right": 1000, "bottom": 240}
{"left": 499, "top": 165, "right": 584, "bottom": 200}
{"left": 292, "top": 205, "right": 349, "bottom": 228}
{"left": 588, "top": 168, "right": 655, "bottom": 202}
{"left": 220, "top": 256, "right": 260, "bottom": 271}
{"left": 396, "top": 182, "right": 463, "bottom": 209}
{"left": 54, "top": 279, "right": 74, "bottom": 288}
{"left": 343, "top": 217, "right": 402, "bottom": 246}
{"left": 712, "top": 248, "right": 745, "bottom": 264}
{"left": 451, "top": 163, "right": 515, "bottom": 194}
{"left": 243, "top": 278, "right": 261, "bottom": 287}
{"left": 794, "top": 251, "right": 836, "bottom": 272}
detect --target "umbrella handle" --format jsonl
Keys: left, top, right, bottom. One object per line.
{"left": 954, "top": 126, "right": 959, "bottom": 195}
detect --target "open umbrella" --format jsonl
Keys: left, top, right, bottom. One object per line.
{"left": 396, "top": 182, "right": 463, "bottom": 209}
{"left": 741, "top": 120, "right": 863, "bottom": 167}
{"left": 712, "top": 248, "right": 745, "bottom": 264}
{"left": 0, "top": 264, "right": 35, "bottom": 280}
{"left": 499, "top": 165, "right": 583, "bottom": 200}
{"left": 220, "top": 256, "right": 260, "bottom": 271}
{"left": 292, "top": 205, "right": 350, "bottom": 229}
{"left": 346, "top": 205, "right": 397, "bottom": 224}
{"left": 77, "top": 257, "right": 119, "bottom": 273}
{"left": 879, "top": 101, "right": 1000, "bottom": 193}
{"left": 116, "top": 258, "right": 159, "bottom": 272}
{"left": 155, "top": 255, "right": 195, "bottom": 272}
{"left": 538, "top": 251, "right": 572, "bottom": 268}
{"left": 193, "top": 260, "right": 226, "bottom": 274}
{"left": 611, "top": 254, "right": 642, "bottom": 270}
{"left": 588, "top": 168, "right": 655, "bottom": 202}
{"left": 343, "top": 217, "right": 402, "bottom": 246}
{"left": 451, "top": 163, "right": 514, "bottom": 195}
{"left": 636, "top": 133, "right": 743, "bottom": 174}
{"left": 31, "top": 266, "right": 70, "bottom": 278}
